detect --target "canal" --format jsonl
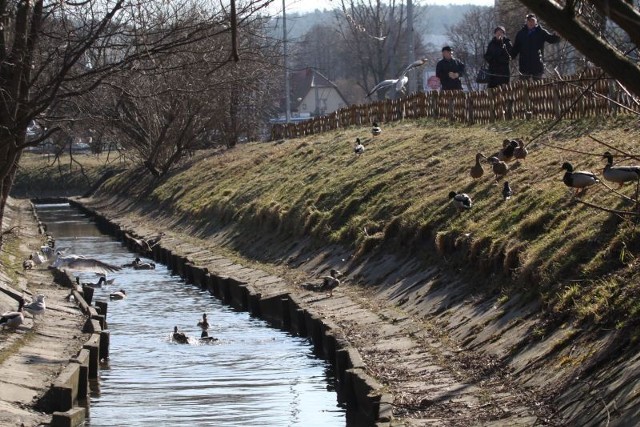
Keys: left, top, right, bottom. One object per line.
{"left": 35, "top": 203, "right": 346, "bottom": 426}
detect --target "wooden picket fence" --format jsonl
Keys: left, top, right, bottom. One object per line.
{"left": 270, "top": 68, "right": 640, "bottom": 140}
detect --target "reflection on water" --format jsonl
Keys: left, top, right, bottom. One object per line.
{"left": 36, "top": 203, "right": 345, "bottom": 426}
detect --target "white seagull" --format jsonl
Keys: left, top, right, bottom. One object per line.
{"left": 399, "top": 58, "right": 429, "bottom": 77}
{"left": 24, "top": 294, "right": 46, "bottom": 321}
{"left": 51, "top": 254, "right": 122, "bottom": 274}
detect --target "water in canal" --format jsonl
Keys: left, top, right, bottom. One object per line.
{"left": 35, "top": 203, "right": 346, "bottom": 426}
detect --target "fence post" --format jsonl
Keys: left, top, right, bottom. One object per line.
{"left": 467, "top": 95, "right": 474, "bottom": 124}
{"left": 553, "top": 82, "right": 561, "bottom": 119}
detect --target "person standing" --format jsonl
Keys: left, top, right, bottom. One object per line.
{"left": 484, "top": 26, "right": 513, "bottom": 88}
{"left": 510, "top": 14, "right": 560, "bottom": 80}
{"left": 436, "top": 46, "right": 465, "bottom": 91}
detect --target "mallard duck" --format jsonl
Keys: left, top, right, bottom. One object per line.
{"left": 371, "top": 122, "right": 382, "bottom": 136}
{"left": 24, "top": 294, "right": 46, "bottom": 321}
{"left": 51, "top": 254, "right": 121, "bottom": 274}
{"left": 513, "top": 139, "right": 528, "bottom": 160}
{"left": 502, "top": 181, "right": 513, "bottom": 201}
{"left": 197, "top": 313, "right": 209, "bottom": 330}
{"left": 319, "top": 269, "right": 341, "bottom": 297}
{"left": 134, "top": 262, "right": 155, "bottom": 270}
{"left": 602, "top": 152, "right": 640, "bottom": 188}
{"left": 562, "top": 162, "right": 599, "bottom": 196}
{"left": 0, "top": 299, "right": 24, "bottom": 329}
{"left": 470, "top": 153, "right": 486, "bottom": 179}
{"left": 488, "top": 156, "right": 508, "bottom": 180}
{"left": 78, "top": 276, "right": 108, "bottom": 288}
{"left": 109, "top": 289, "right": 126, "bottom": 300}
{"left": 497, "top": 140, "right": 518, "bottom": 162}
{"left": 199, "top": 330, "right": 218, "bottom": 343}
{"left": 172, "top": 326, "right": 189, "bottom": 344}
{"left": 354, "top": 138, "right": 365, "bottom": 155}
{"left": 23, "top": 256, "right": 35, "bottom": 270}
{"left": 448, "top": 191, "right": 472, "bottom": 211}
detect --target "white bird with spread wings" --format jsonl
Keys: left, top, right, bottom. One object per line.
{"left": 51, "top": 254, "right": 122, "bottom": 274}
{"left": 366, "top": 58, "right": 428, "bottom": 98}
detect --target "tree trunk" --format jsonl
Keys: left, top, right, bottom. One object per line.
{"left": 518, "top": 0, "right": 640, "bottom": 97}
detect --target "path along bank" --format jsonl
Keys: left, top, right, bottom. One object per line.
{"left": 72, "top": 193, "right": 551, "bottom": 426}
{"left": 0, "top": 198, "right": 105, "bottom": 427}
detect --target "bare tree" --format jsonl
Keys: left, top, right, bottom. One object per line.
{"left": 0, "top": 0, "right": 273, "bottom": 231}
{"left": 333, "top": 0, "right": 428, "bottom": 100}
{"left": 448, "top": 6, "right": 495, "bottom": 91}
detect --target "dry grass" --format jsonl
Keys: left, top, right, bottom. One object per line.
{"left": 18, "top": 115, "right": 640, "bottom": 326}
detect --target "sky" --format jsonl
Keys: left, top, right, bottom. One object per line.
{"left": 271, "top": 0, "right": 494, "bottom": 15}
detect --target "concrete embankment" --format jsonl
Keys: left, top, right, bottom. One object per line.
{"left": 71, "top": 196, "right": 547, "bottom": 425}
{"left": 0, "top": 198, "right": 111, "bottom": 427}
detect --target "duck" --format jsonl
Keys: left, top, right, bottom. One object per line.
{"left": 488, "top": 156, "right": 508, "bottom": 181}
{"left": 602, "top": 152, "right": 640, "bottom": 188}
{"left": 24, "top": 294, "right": 46, "bottom": 321}
{"left": 77, "top": 276, "right": 108, "bottom": 288}
{"left": 0, "top": 299, "right": 24, "bottom": 329}
{"left": 502, "top": 181, "right": 513, "bottom": 201}
{"left": 199, "top": 330, "right": 218, "bottom": 343}
{"left": 109, "top": 289, "right": 127, "bottom": 300}
{"left": 371, "top": 122, "right": 382, "bottom": 136}
{"left": 319, "top": 269, "right": 341, "bottom": 297}
{"left": 513, "top": 139, "right": 528, "bottom": 160}
{"left": 197, "top": 313, "right": 209, "bottom": 330}
{"left": 23, "top": 256, "right": 35, "bottom": 270}
{"left": 354, "top": 138, "right": 365, "bottom": 155}
{"left": 51, "top": 254, "right": 121, "bottom": 274}
{"left": 94, "top": 273, "right": 115, "bottom": 285}
{"left": 470, "top": 153, "right": 486, "bottom": 179}
{"left": 133, "top": 260, "right": 156, "bottom": 270}
{"left": 562, "top": 162, "right": 599, "bottom": 196}
{"left": 497, "top": 140, "right": 518, "bottom": 162}
{"left": 448, "top": 191, "right": 472, "bottom": 211}
{"left": 172, "top": 326, "right": 189, "bottom": 344}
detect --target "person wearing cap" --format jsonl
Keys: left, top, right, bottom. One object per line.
{"left": 483, "top": 26, "right": 513, "bottom": 88}
{"left": 510, "top": 13, "right": 560, "bottom": 79}
{"left": 436, "top": 46, "right": 465, "bottom": 91}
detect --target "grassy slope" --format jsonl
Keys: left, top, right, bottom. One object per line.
{"left": 13, "top": 152, "right": 123, "bottom": 197}
{"left": 97, "top": 116, "right": 640, "bottom": 333}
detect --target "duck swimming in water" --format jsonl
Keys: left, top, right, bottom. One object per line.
{"left": 110, "top": 289, "right": 127, "bottom": 300}
{"left": 197, "top": 313, "right": 209, "bottom": 330}
{"left": 199, "top": 330, "right": 218, "bottom": 343}
{"left": 172, "top": 326, "right": 189, "bottom": 344}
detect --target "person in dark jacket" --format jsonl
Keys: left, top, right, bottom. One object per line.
{"left": 510, "top": 14, "right": 560, "bottom": 79}
{"left": 436, "top": 46, "right": 465, "bottom": 91}
{"left": 484, "top": 26, "right": 512, "bottom": 88}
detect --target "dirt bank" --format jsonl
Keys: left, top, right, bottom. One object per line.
{"left": 78, "top": 194, "right": 561, "bottom": 426}
{"left": 0, "top": 199, "right": 89, "bottom": 427}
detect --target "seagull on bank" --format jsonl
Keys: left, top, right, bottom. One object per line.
{"left": 24, "top": 294, "right": 46, "bottom": 321}
{"left": 51, "top": 254, "right": 122, "bottom": 274}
